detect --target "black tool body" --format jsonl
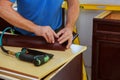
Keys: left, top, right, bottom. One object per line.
{"left": 15, "top": 48, "right": 54, "bottom": 66}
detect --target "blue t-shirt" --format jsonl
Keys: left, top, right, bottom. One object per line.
{"left": 10, "top": 0, "right": 63, "bottom": 35}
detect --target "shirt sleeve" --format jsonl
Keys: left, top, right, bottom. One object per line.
{"left": 9, "top": 0, "right": 16, "bottom": 3}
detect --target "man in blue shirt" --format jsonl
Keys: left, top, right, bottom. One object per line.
{"left": 0, "top": 0, "right": 79, "bottom": 48}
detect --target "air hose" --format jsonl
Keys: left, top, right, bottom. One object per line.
{"left": 0, "top": 27, "right": 54, "bottom": 66}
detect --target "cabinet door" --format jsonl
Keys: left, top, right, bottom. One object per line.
{"left": 92, "top": 39, "right": 120, "bottom": 80}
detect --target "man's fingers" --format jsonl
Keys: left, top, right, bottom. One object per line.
{"left": 50, "top": 30, "right": 58, "bottom": 43}
{"left": 52, "top": 30, "right": 58, "bottom": 38}
{"left": 58, "top": 35, "right": 73, "bottom": 48}
{"left": 57, "top": 30, "right": 64, "bottom": 37}
{"left": 46, "top": 31, "right": 54, "bottom": 43}
{"left": 50, "top": 31, "right": 55, "bottom": 43}
{"left": 58, "top": 35, "right": 69, "bottom": 44}
{"left": 43, "top": 34, "right": 49, "bottom": 43}
{"left": 35, "top": 26, "right": 57, "bottom": 43}
{"left": 66, "top": 38, "right": 72, "bottom": 48}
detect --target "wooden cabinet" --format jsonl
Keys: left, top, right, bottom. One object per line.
{"left": 92, "top": 11, "right": 120, "bottom": 80}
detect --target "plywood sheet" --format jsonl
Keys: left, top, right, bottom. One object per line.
{"left": 0, "top": 44, "right": 86, "bottom": 79}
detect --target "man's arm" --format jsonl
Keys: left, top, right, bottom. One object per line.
{"left": 57, "top": 0, "right": 80, "bottom": 48}
{"left": 0, "top": 0, "right": 57, "bottom": 43}
{"left": 66, "top": 0, "right": 80, "bottom": 29}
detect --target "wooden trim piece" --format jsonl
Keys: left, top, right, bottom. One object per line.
{"left": 94, "top": 11, "right": 112, "bottom": 19}
{"left": 2, "top": 34, "right": 66, "bottom": 51}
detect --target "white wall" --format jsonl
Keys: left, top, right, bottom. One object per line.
{"left": 76, "top": 10, "right": 103, "bottom": 67}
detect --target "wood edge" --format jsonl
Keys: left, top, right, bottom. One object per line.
{"left": 94, "top": 11, "right": 112, "bottom": 19}
{"left": 0, "top": 73, "right": 20, "bottom": 80}
{"left": 0, "top": 67, "right": 38, "bottom": 80}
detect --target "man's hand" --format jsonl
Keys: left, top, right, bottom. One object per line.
{"left": 34, "top": 26, "right": 58, "bottom": 43}
{"left": 57, "top": 27, "right": 73, "bottom": 48}
{"left": 57, "top": 0, "right": 79, "bottom": 48}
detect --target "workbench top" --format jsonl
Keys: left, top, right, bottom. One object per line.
{"left": 0, "top": 44, "right": 87, "bottom": 80}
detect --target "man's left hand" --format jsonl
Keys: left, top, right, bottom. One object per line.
{"left": 57, "top": 27, "right": 73, "bottom": 48}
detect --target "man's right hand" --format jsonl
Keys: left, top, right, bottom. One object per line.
{"left": 0, "top": 1, "right": 58, "bottom": 44}
{"left": 33, "top": 26, "right": 58, "bottom": 43}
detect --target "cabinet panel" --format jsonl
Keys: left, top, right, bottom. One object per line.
{"left": 93, "top": 19, "right": 120, "bottom": 34}
{"left": 92, "top": 40, "right": 120, "bottom": 80}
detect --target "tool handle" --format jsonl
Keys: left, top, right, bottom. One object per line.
{"left": 19, "top": 53, "right": 34, "bottom": 62}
